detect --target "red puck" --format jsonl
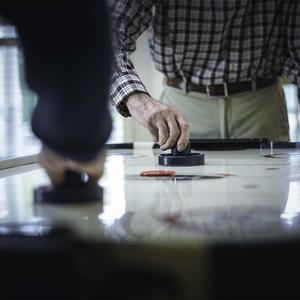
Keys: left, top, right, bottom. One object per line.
{"left": 140, "top": 170, "right": 176, "bottom": 177}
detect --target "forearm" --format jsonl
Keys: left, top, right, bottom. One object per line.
{"left": 109, "top": 0, "right": 154, "bottom": 116}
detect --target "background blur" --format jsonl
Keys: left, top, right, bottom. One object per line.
{"left": 0, "top": 26, "right": 299, "bottom": 160}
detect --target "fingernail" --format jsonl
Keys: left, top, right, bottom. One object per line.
{"left": 178, "top": 144, "right": 185, "bottom": 152}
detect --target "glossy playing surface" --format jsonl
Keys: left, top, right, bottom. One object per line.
{"left": 1, "top": 143, "right": 300, "bottom": 244}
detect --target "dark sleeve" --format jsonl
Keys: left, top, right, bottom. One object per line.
{"left": 109, "top": 0, "right": 153, "bottom": 117}
{"left": 0, "top": 0, "right": 112, "bottom": 161}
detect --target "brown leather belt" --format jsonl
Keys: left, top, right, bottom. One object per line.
{"left": 166, "top": 77, "right": 277, "bottom": 98}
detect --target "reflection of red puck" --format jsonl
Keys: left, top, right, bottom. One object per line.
{"left": 140, "top": 170, "right": 176, "bottom": 177}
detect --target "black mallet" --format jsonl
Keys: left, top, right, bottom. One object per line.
{"left": 158, "top": 141, "right": 205, "bottom": 167}
{"left": 34, "top": 171, "right": 102, "bottom": 204}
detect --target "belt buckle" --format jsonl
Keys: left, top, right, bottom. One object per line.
{"left": 206, "top": 83, "right": 229, "bottom": 99}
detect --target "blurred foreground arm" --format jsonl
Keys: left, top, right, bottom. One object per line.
{"left": 0, "top": 0, "right": 112, "bottom": 184}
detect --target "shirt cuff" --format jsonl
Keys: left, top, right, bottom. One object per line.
{"left": 110, "top": 72, "right": 149, "bottom": 117}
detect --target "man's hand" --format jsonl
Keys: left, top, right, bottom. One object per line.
{"left": 39, "top": 146, "right": 106, "bottom": 187}
{"left": 126, "top": 93, "right": 190, "bottom": 151}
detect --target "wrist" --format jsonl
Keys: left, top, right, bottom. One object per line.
{"left": 126, "top": 92, "right": 151, "bottom": 113}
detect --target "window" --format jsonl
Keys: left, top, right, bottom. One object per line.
{"left": 0, "top": 25, "right": 40, "bottom": 159}
{"left": 283, "top": 84, "right": 300, "bottom": 141}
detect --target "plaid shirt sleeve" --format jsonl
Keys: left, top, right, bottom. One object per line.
{"left": 286, "top": 2, "right": 300, "bottom": 104}
{"left": 109, "top": 0, "right": 154, "bottom": 117}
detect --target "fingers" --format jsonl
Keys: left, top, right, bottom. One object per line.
{"left": 39, "top": 149, "right": 67, "bottom": 186}
{"left": 160, "top": 115, "right": 180, "bottom": 150}
{"left": 39, "top": 146, "right": 106, "bottom": 187}
{"left": 157, "top": 120, "right": 169, "bottom": 146}
{"left": 147, "top": 123, "right": 159, "bottom": 143}
{"left": 175, "top": 114, "right": 190, "bottom": 152}
{"left": 151, "top": 108, "right": 189, "bottom": 151}
{"left": 44, "top": 168, "right": 66, "bottom": 186}
{"left": 127, "top": 94, "right": 190, "bottom": 151}
{"left": 73, "top": 150, "right": 106, "bottom": 185}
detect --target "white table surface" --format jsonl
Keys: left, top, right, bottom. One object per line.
{"left": 0, "top": 145, "right": 300, "bottom": 244}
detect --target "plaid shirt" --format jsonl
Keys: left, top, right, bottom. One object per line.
{"left": 110, "top": 0, "right": 300, "bottom": 117}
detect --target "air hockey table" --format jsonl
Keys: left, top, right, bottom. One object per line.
{"left": 1, "top": 139, "right": 300, "bottom": 299}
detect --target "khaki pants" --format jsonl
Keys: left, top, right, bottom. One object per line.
{"left": 160, "top": 82, "right": 290, "bottom": 141}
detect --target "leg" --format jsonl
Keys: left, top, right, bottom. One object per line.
{"left": 227, "top": 82, "right": 290, "bottom": 141}
{"left": 160, "top": 85, "right": 223, "bottom": 138}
